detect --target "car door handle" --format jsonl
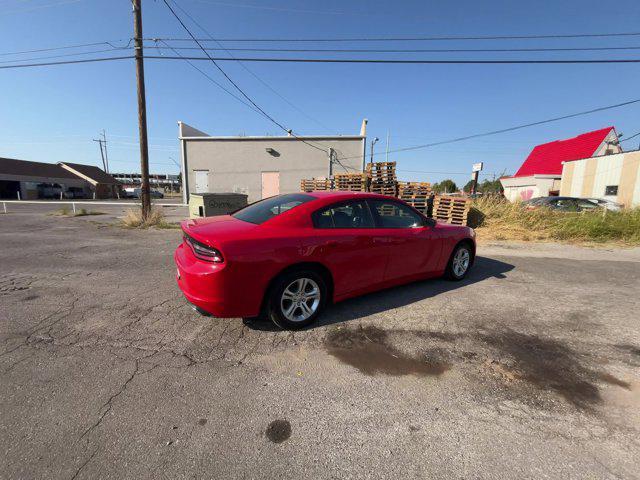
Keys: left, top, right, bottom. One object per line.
{"left": 325, "top": 240, "right": 339, "bottom": 247}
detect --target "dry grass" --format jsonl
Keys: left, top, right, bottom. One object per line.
{"left": 470, "top": 197, "right": 640, "bottom": 245}
{"left": 121, "top": 207, "right": 179, "bottom": 229}
{"left": 51, "top": 207, "right": 104, "bottom": 217}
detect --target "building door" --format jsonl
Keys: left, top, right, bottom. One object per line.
{"left": 194, "top": 170, "right": 209, "bottom": 193}
{"left": 261, "top": 171, "right": 279, "bottom": 199}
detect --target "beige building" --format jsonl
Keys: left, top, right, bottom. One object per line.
{"left": 560, "top": 150, "right": 640, "bottom": 207}
{"left": 179, "top": 122, "right": 367, "bottom": 204}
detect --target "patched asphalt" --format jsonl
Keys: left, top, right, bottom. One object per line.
{"left": 1, "top": 211, "right": 639, "bottom": 479}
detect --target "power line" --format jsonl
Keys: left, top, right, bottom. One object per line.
{"left": 0, "top": 47, "right": 132, "bottom": 65}
{"left": 166, "top": 3, "right": 333, "bottom": 132}
{"left": 155, "top": 39, "right": 264, "bottom": 114}
{"left": 161, "top": 0, "right": 327, "bottom": 153}
{"left": 339, "top": 98, "right": 640, "bottom": 160}
{"left": 145, "top": 44, "right": 640, "bottom": 54}
{"left": 0, "top": 56, "right": 134, "bottom": 70}
{"left": 147, "top": 31, "right": 640, "bottom": 43}
{"left": 620, "top": 131, "right": 640, "bottom": 142}
{"left": 0, "top": 40, "right": 131, "bottom": 57}
{"left": 145, "top": 55, "right": 640, "bottom": 64}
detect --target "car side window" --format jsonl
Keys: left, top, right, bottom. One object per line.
{"left": 313, "top": 201, "right": 375, "bottom": 229}
{"left": 368, "top": 199, "right": 424, "bottom": 228}
{"left": 577, "top": 200, "right": 598, "bottom": 209}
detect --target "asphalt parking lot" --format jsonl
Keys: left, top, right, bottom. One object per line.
{"left": 1, "top": 211, "right": 639, "bottom": 479}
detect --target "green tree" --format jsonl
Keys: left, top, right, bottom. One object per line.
{"left": 479, "top": 179, "right": 503, "bottom": 193}
{"left": 433, "top": 179, "right": 458, "bottom": 194}
{"left": 463, "top": 180, "right": 475, "bottom": 193}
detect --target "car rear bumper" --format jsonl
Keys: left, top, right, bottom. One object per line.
{"left": 174, "top": 243, "right": 259, "bottom": 318}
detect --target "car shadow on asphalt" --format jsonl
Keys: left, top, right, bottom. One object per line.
{"left": 244, "top": 256, "right": 515, "bottom": 332}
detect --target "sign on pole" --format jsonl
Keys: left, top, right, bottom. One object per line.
{"left": 472, "top": 162, "right": 484, "bottom": 172}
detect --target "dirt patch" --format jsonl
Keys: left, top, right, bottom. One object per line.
{"left": 478, "top": 331, "right": 608, "bottom": 410}
{"left": 325, "top": 326, "right": 449, "bottom": 377}
{"left": 615, "top": 344, "right": 640, "bottom": 357}
{"left": 265, "top": 419, "right": 291, "bottom": 443}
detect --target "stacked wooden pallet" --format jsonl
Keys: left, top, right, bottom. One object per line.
{"left": 432, "top": 196, "right": 471, "bottom": 225}
{"left": 397, "top": 182, "right": 432, "bottom": 213}
{"left": 334, "top": 173, "right": 368, "bottom": 192}
{"left": 367, "top": 161, "right": 397, "bottom": 196}
{"left": 300, "top": 178, "right": 331, "bottom": 192}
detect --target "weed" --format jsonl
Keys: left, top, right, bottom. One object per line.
{"left": 471, "top": 197, "right": 640, "bottom": 245}
{"left": 121, "top": 207, "right": 179, "bottom": 229}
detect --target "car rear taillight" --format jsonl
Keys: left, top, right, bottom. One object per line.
{"left": 184, "top": 234, "right": 224, "bottom": 263}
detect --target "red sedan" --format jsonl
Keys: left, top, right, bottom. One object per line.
{"left": 175, "top": 191, "right": 476, "bottom": 329}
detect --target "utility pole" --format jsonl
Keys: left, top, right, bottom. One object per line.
{"left": 102, "top": 130, "right": 110, "bottom": 173}
{"left": 385, "top": 130, "right": 390, "bottom": 162}
{"left": 370, "top": 137, "right": 379, "bottom": 165}
{"left": 132, "top": 0, "right": 151, "bottom": 220}
{"left": 93, "top": 137, "right": 106, "bottom": 171}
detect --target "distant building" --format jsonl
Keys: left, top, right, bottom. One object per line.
{"left": 0, "top": 157, "right": 121, "bottom": 199}
{"left": 58, "top": 162, "right": 121, "bottom": 199}
{"left": 500, "top": 127, "right": 621, "bottom": 202}
{"left": 560, "top": 150, "right": 640, "bottom": 207}
{"left": 178, "top": 121, "right": 367, "bottom": 203}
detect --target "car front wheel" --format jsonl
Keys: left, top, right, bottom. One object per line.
{"left": 267, "top": 271, "right": 327, "bottom": 330}
{"left": 444, "top": 243, "right": 472, "bottom": 281}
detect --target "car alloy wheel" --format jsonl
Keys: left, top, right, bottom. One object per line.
{"left": 452, "top": 248, "right": 470, "bottom": 278}
{"left": 280, "top": 277, "right": 321, "bottom": 322}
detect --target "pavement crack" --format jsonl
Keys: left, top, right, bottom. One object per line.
{"left": 70, "top": 447, "right": 99, "bottom": 480}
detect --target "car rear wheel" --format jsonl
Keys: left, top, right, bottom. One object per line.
{"left": 444, "top": 243, "right": 472, "bottom": 281}
{"left": 267, "top": 271, "right": 327, "bottom": 330}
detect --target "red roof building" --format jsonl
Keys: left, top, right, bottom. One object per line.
{"left": 513, "top": 127, "right": 616, "bottom": 177}
{"left": 501, "top": 127, "right": 621, "bottom": 201}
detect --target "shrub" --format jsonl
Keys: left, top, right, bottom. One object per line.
{"left": 121, "top": 207, "right": 178, "bottom": 229}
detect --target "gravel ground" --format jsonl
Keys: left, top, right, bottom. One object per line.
{"left": 1, "top": 212, "right": 639, "bottom": 479}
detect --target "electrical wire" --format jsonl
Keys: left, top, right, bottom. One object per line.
{"left": 161, "top": 0, "right": 327, "bottom": 154}
{"left": 155, "top": 39, "right": 264, "bottom": 114}
{"left": 145, "top": 45, "right": 640, "bottom": 54}
{"left": 147, "top": 31, "right": 640, "bottom": 43}
{"left": 0, "top": 47, "right": 133, "bottom": 65}
{"left": 145, "top": 55, "right": 640, "bottom": 64}
{"left": 0, "top": 56, "right": 134, "bottom": 70}
{"left": 620, "top": 131, "right": 640, "bottom": 142}
{"left": 338, "top": 98, "right": 640, "bottom": 160}
{"left": 166, "top": 2, "right": 333, "bottom": 133}
{"left": 0, "top": 39, "right": 131, "bottom": 57}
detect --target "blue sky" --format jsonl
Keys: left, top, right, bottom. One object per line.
{"left": 1, "top": 0, "right": 640, "bottom": 186}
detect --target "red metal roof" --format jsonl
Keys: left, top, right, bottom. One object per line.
{"left": 513, "top": 127, "right": 614, "bottom": 177}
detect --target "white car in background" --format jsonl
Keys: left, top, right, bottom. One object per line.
{"left": 586, "top": 198, "right": 623, "bottom": 211}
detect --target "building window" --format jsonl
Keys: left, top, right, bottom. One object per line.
{"left": 605, "top": 185, "right": 618, "bottom": 196}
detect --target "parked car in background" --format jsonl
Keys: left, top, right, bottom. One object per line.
{"left": 586, "top": 198, "right": 623, "bottom": 211}
{"left": 523, "top": 196, "right": 600, "bottom": 212}
{"left": 175, "top": 191, "right": 476, "bottom": 329}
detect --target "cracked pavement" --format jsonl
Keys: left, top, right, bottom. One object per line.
{"left": 1, "top": 212, "right": 639, "bottom": 479}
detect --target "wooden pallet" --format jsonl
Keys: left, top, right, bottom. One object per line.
{"left": 370, "top": 181, "right": 397, "bottom": 196}
{"left": 398, "top": 181, "right": 432, "bottom": 196}
{"left": 334, "top": 173, "right": 368, "bottom": 192}
{"left": 300, "top": 178, "right": 331, "bottom": 192}
{"left": 366, "top": 161, "right": 397, "bottom": 182}
{"left": 431, "top": 196, "right": 471, "bottom": 225}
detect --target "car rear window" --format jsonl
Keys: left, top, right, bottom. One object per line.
{"left": 232, "top": 193, "right": 314, "bottom": 224}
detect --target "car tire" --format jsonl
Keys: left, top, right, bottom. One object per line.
{"left": 444, "top": 243, "right": 472, "bottom": 281}
{"left": 267, "top": 270, "right": 327, "bottom": 330}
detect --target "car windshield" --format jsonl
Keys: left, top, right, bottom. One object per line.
{"left": 232, "top": 193, "right": 314, "bottom": 224}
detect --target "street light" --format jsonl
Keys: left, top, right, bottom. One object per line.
{"left": 370, "top": 137, "right": 379, "bottom": 165}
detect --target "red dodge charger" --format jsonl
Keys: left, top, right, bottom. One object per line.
{"left": 175, "top": 191, "right": 476, "bottom": 329}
